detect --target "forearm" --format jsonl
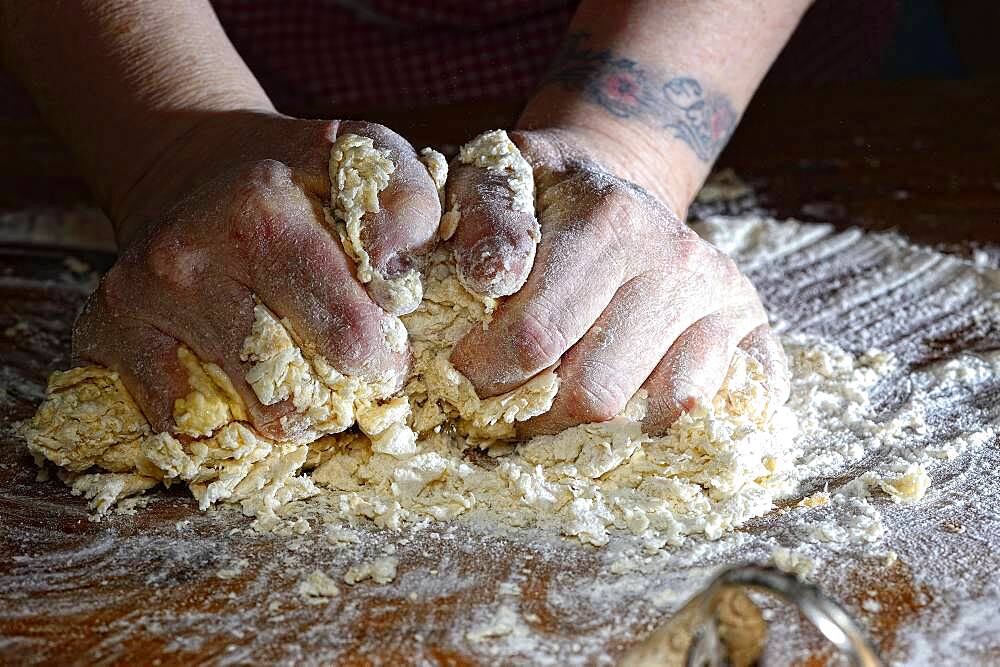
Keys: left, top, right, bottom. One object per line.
{"left": 0, "top": 0, "right": 273, "bottom": 240}
{"left": 519, "top": 0, "right": 811, "bottom": 215}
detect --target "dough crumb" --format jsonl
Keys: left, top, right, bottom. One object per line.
{"left": 798, "top": 490, "right": 831, "bottom": 508}
{"left": 466, "top": 605, "right": 522, "bottom": 642}
{"left": 879, "top": 463, "right": 931, "bottom": 504}
{"left": 419, "top": 147, "right": 448, "bottom": 201}
{"left": 770, "top": 546, "right": 814, "bottom": 578}
{"left": 344, "top": 556, "right": 399, "bottom": 585}
{"left": 298, "top": 570, "right": 341, "bottom": 603}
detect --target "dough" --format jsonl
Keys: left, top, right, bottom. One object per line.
{"left": 456, "top": 129, "right": 535, "bottom": 215}
{"left": 297, "top": 570, "right": 340, "bottom": 603}
{"left": 878, "top": 463, "right": 931, "bottom": 504}
{"left": 343, "top": 556, "right": 399, "bottom": 585}
{"left": 20, "top": 130, "right": 796, "bottom": 547}
{"left": 329, "top": 135, "right": 443, "bottom": 314}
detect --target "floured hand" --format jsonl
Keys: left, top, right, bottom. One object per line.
{"left": 447, "top": 128, "right": 789, "bottom": 435}
{"left": 75, "top": 113, "right": 442, "bottom": 439}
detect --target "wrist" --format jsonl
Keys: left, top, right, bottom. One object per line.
{"left": 112, "top": 108, "right": 284, "bottom": 248}
{"left": 518, "top": 89, "right": 701, "bottom": 218}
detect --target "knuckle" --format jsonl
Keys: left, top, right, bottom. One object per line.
{"left": 594, "top": 180, "right": 635, "bottom": 214}
{"left": 243, "top": 158, "right": 292, "bottom": 186}
{"left": 313, "top": 119, "right": 340, "bottom": 142}
{"left": 225, "top": 186, "right": 304, "bottom": 257}
{"left": 583, "top": 180, "right": 635, "bottom": 235}
{"left": 662, "top": 372, "right": 706, "bottom": 410}
{"left": 383, "top": 182, "right": 440, "bottom": 224}
{"left": 142, "top": 234, "right": 211, "bottom": 291}
{"left": 510, "top": 308, "right": 566, "bottom": 373}
{"left": 564, "top": 378, "right": 628, "bottom": 424}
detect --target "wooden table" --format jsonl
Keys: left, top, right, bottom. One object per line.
{"left": 1, "top": 81, "right": 998, "bottom": 666}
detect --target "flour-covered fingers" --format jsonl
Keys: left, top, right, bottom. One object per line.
{"left": 332, "top": 121, "right": 442, "bottom": 314}
{"left": 73, "top": 255, "right": 294, "bottom": 439}
{"left": 227, "top": 163, "right": 410, "bottom": 388}
{"left": 445, "top": 133, "right": 540, "bottom": 297}
{"left": 136, "top": 267, "right": 295, "bottom": 439}
{"left": 739, "top": 324, "right": 791, "bottom": 412}
{"left": 73, "top": 292, "right": 190, "bottom": 434}
{"left": 641, "top": 302, "right": 768, "bottom": 435}
{"left": 517, "top": 273, "right": 705, "bottom": 437}
{"left": 449, "top": 202, "right": 632, "bottom": 397}
{"left": 250, "top": 233, "right": 410, "bottom": 393}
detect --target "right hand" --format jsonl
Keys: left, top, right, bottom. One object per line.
{"left": 73, "top": 112, "right": 442, "bottom": 439}
{"left": 445, "top": 129, "right": 789, "bottom": 436}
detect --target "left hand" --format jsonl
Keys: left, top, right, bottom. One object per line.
{"left": 445, "top": 128, "right": 789, "bottom": 436}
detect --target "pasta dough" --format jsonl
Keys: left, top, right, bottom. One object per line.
{"left": 21, "top": 131, "right": 797, "bottom": 548}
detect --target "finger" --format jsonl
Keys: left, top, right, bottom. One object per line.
{"left": 445, "top": 141, "right": 540, "bottom": 297}
{"left": 129, "top": 255, "right": 294, "bottom": 439}
{"left": 641, "top": 302, "right": 767, "bottom": 435}
{"left": 236, "top": 169, "right": 410, "bottom": 386}
{"left": 333, "top": 121, "right": 442, "bottom": 314}
{"left": 74, "top": 260, "right": 293, "bottom": 439}
{"left": 739, "top": 324, "right": 791, "bottom": 412}
{"left": 450, "top": 176, "right": 634, "bottom": 397}
{"left": 516, "top": 273, "right": 696, "bottom": 437}
{"left": 73, "top": 287, "right": 190, "bottom": 434}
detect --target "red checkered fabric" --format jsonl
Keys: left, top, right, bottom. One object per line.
{"left": 212, "top": 0, "right": 577, "bottom": 113}
{"left": 212, "top": 0, "right": 899, "bottom": 116}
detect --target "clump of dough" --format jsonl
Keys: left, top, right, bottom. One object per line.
{"left": 879, "top": 463, "right": 931, "bottom": 504}
{"left": 457, "top": 129, "right": 535, "bottom": 215}
{"left": 20, "top": 137, "right": 557, "bottom": 524}
{"left": 344, "top": 556, "right": 399, "bottom": 585}
{"left": 329, "top": 133, "right": 422, "bottom": 313}
{"left": 173, "top": 347, "right": 246, "bottom": 438}
{"left": 23, "top": 366, "right": 151, "bottom": 474}
{"left": 298, "top": 570, "right": 341, "bottom": 603}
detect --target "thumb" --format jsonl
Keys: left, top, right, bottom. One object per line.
{"left": 444, "top": 130, "right": 540, "bottom": 298}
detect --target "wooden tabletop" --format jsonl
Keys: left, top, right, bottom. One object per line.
{"left": 1, "top": 80, "right": 999, "bottom": 666}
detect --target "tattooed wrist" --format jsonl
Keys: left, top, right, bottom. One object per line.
{"left": 540, "top": 32, "right": 737, "bottom": 163}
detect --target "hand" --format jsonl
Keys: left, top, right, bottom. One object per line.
{"left": 74, "top": 112, "right": 441, "bottom": 438}
{"left": 447, "top": 128, "right": 789, "bottom": 436}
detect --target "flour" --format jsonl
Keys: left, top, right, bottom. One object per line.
{"left": 13, "top": 134, "right": 884, "bottom": 549}
{"left": 5, "top": 181, "right": 1000, "bottom": 665}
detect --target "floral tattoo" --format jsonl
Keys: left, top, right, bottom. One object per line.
{"left": 542, "top": 33, "right": 737, "bottom": 162}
